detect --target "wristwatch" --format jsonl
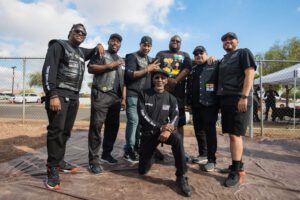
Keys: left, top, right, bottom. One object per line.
{"left": 241, "top": 95, "right": 248, "bottom": 99}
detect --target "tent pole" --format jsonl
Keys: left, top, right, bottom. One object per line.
{"left": 293, "top": 70, "right": 297, "bottom": 129}
{"left": 259, "top": 61, "right": 264, "bottom": 136}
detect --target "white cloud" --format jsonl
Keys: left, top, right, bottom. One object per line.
{"left": 175, "top": 1, "right": 186, "bottom": 11}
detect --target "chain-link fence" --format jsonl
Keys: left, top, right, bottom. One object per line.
{"left": 0, "top": 57, "right": 299, "bottom": 136}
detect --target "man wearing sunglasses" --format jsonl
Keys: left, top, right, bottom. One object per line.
{"left": 138, "top": 69, "right": 192, "bottom": 197}
{"left": 217, "top": 32, "right": 256, "bottom": 187}
{"left": 42, "top": 23, "right": 104, "bottom": 190}
{"left": 186, "top": 46, "right": 219, "bottom": 171}
{"left": 155, "top": 35, "right": 192, "bottom": 160}
{"left": 87, "top": 33, "right": 125, "bottom": 174}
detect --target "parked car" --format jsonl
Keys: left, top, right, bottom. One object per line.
{"left": 11, "top": 93, "right": 41, "bottom": 103}
{"left": 0, "top": 93, "right": 14, "bottom": 100}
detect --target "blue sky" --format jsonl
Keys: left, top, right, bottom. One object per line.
{"left": 0, "top": 0, "right": 299, "bottom": 92}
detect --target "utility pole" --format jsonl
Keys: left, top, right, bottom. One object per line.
{"left": 11, "top": 66, "right": 16, "bottom": 95}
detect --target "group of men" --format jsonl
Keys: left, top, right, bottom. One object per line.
{"left": 41, "top": 23, "right": 256, "bottom": 197}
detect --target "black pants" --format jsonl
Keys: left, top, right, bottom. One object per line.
{"left": 265, "top": 102, "right": 276, "bottom": 119}
{"left": 88, "top": 89, "right": 121, "bottom": 164}
{"left": 138, "top": 132, "right": 187, "bottom": 177}
{"left": 46, "top": 96, "right": 79, "bottom": 167}
{"left": 192, "top": 105, "right": 218, "bottom": 162}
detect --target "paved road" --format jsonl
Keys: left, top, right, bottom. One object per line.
{"left": 0, "top": 103, "right": 127, "bottom": 122}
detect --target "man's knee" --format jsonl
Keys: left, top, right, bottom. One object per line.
{"left": 229, "top": 134, "right": 242, "bottom": 142}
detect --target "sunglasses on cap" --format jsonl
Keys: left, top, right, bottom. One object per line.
{"left": 171, "top": 39, "right": 181, "bottom": 43}
{"left": 194, "top": 51, "right": 205, "bottom": 56}
{"left": 73, "top": 29, "right": 87, "bottom": 37}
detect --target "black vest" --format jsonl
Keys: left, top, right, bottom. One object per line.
{"left": 92, "top": 51, "right": 124, "bottom": 93}
{"left": 49, "top": 39, "right": 85, "bottom": 92}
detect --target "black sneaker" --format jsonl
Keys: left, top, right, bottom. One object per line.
{"left": 224, "top": 171, "right": 240, "bottom": 187}
{"left": 89, "top": 163, "right": 103, "bottom": 174}
{"left": 154, "top": 149, "right": 164, "bottom": 161}
{"left": 59, "top": 161, "right": 79, "bottom": 173}
{"left": 220, "top": 162, "right": 245, "bottom": 176}
{"left": 101, "top": 155, "right": 118, "bottom": 165}
{"left": 45, "top": 166, "right": 60, "bottom": 190}
{"left": 123, "top": 150, "right": 139, "bottom": 164}
{"left": 176, "top": 176, "right": 192, "bottom": 197}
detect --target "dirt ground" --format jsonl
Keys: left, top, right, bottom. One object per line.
{"left": 0, "top": 119, "right": 299, "bottom": 163}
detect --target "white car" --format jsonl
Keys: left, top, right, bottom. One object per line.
{"left": 12, "top": 93, "right": 41, "bottom": 103}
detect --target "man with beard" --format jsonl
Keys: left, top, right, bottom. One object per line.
{"left": 42, "top": 23, "right": 104, "bottom": 190}
{"left": 155, "top": 35, "right": 192, "bottom": 160}
{"left": 88, "top": 33, "right": 124, "bottom": 174}
{"left": 217, "top": 32, "right": 256, "bottom": 187}
{"left": 138, "top": 69, "right": 192, "bottom": 197}
{"left": 123, "top": 36, "right": 160, "bottom": 163}
{"left": 187, "top": 46, "right": 219, "bottom": 171}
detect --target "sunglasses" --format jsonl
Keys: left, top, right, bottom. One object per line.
{"left": 154, "top": 75, "right": 167, "bottom": 80}
{"left": 194, "top": 52, "right": 205, "bottom": 56}
{"left": 73, "top": 29, "right": 87, "bottom": 37}
{"left": 171, "top": 39, "right": 181, "bottom": 43}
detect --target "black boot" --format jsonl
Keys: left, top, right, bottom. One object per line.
{"left": 176, "top": 176, "right": 192, "bottom": 197}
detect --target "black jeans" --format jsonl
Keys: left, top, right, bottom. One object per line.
{"left": 88, "top": 89, "right": 121, "bottom": 164}
{"left": 192, "top": 105, "right": 218, "bottom": 162}
{"left": 138, "top": 132, "right": 187, "bottom": 177}
{"left": 46, "top": 96, "right": 79, "bottom": 167}
{"left": 265, "top": 102, "right": 276, "bottom": 119}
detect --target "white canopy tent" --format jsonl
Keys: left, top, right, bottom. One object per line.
{"left": 254, "top": 63, "right": 300, "bottom": 128}
{"left": 254, "top": 63, "right": 300, "bottom": 85}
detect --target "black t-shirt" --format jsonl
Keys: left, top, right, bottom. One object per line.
{"left": 264, "top": 89, "right": 279, "bottom": 103}
{"left": 217, "top": 48, "right": 257, "bottom": 105}
{"left": 42, "top": 41, "right": 97, "bottom": 99}
{"left": 155, "top": 50, "right": 192, "bottom": 107}
{"left": 88, "top": 52, "right": 121, "bottom": 98}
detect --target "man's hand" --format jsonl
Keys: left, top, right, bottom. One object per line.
{"left": 50, "top": 96, "right": 61, "bottom": 112}
{"left": 166, "top": 78, "right": 177, "bottom": 92}
{"left": 109, "top": 60, "right": 124, "bottom": 70}
{"left": 96, "top": 43, "right": 105, "bottom": 57}
{"left": 238, "top": 98, "right": 248, "bottom": 112}
{"left": 121, "top": 99, "right": 126, "bottom": 111}
{"left": 158, "top": 131, "right": 171, "bottom": 142}
{"left": 207, "top": 56, "right": 216, "bottom": 65}
{"left": 161, "top": 123, "right": 174, "bottom": 132}
{"left": 145, "top": 60, "right": 160, "bottom": 72}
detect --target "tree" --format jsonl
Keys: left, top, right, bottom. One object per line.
{"left": 28, "top": 71, "right": 42, "bottom": 88}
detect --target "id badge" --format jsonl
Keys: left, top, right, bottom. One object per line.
{"left": 206, "top": 83, "right": 214, "bottom": 92}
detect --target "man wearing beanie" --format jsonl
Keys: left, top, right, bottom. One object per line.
{"left": 123, "top": 36, "right": 160, "bottom": 163}
{"left": 217, "top": 32, "right": 256, "bottom": 187}
{"left": 42, "top": 23, "right": 104, "bottom": 190}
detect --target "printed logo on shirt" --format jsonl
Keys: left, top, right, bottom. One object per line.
{"left": 162, "top": 54, "right": 185, "bottom": 77}
{"left": 145, "top": 103, "right": 153, "bottom": 106}
{"left": 206, "top": 83, "right": 214, "bottom": 92}
{"left": 162, "top": 104, "right": 170, "bottom": 111}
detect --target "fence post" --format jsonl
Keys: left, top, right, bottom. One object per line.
{"left": 250, "top": 88, "right": 254, "bottom": 139}
{"left": 259, "top": 61, "right": 264, "bottom": 137}
{"left": 22, "top": 58, "right": 26, "bottom": 124}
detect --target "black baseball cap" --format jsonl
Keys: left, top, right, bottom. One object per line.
{"left": 221, "top": 32, "right": 238, "bottom": 41}
{"left": 109, "top": 33, "right": 122, "bottom": 42}
{"left": 140, "top": 36, "right": 152, "bottom": 45}
{"left": 193, "top": 46, "right": 206, "bottom": 55}
{"left": 152, "top": 69, "right": 169, "bottom": 77}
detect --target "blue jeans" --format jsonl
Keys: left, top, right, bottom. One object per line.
{"left": 124, "top": 96, "right": 139, "bottom": 152}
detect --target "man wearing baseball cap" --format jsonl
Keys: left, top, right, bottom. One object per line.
{"left": 123, "top": 36, "right": 160, "bottom": 163}
{"left": 87, "top": 33, "right": 125, "bottom": 173}
{"left": 137, "top": 69, "right": 192, "bottom": 197}
{"left": 217, "top": 32, "right": 256, "bottom": 187}
{"left": 187, "top": 46, "right": 219, "bottom": 171}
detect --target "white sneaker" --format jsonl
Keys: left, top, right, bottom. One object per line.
{"left": 192, "top": 156, "right": 208, "bottom": 164}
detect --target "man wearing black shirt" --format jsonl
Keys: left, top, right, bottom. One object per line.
{"left": 264, "top": 85, "right": 279, "bottom": 120}
{"left": 187, "top": 46, "right": 219, "bottom": 171}
{"left": 87, "top": 33, "right": 124, "bottom": 174}
{"left": 42, "top": 23, "right": 104, "bottom": 190}
{"left": 217, "top": 32, "right": 256, "bottom": 187}
{"left": 123, "top": 36, "right": 160, "bottom": 163}
{"left": 138, "top": 69, "right": 192, "bottom": 197}
{"left": 155, "top": 35, "right": 192, "bottom": 161}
